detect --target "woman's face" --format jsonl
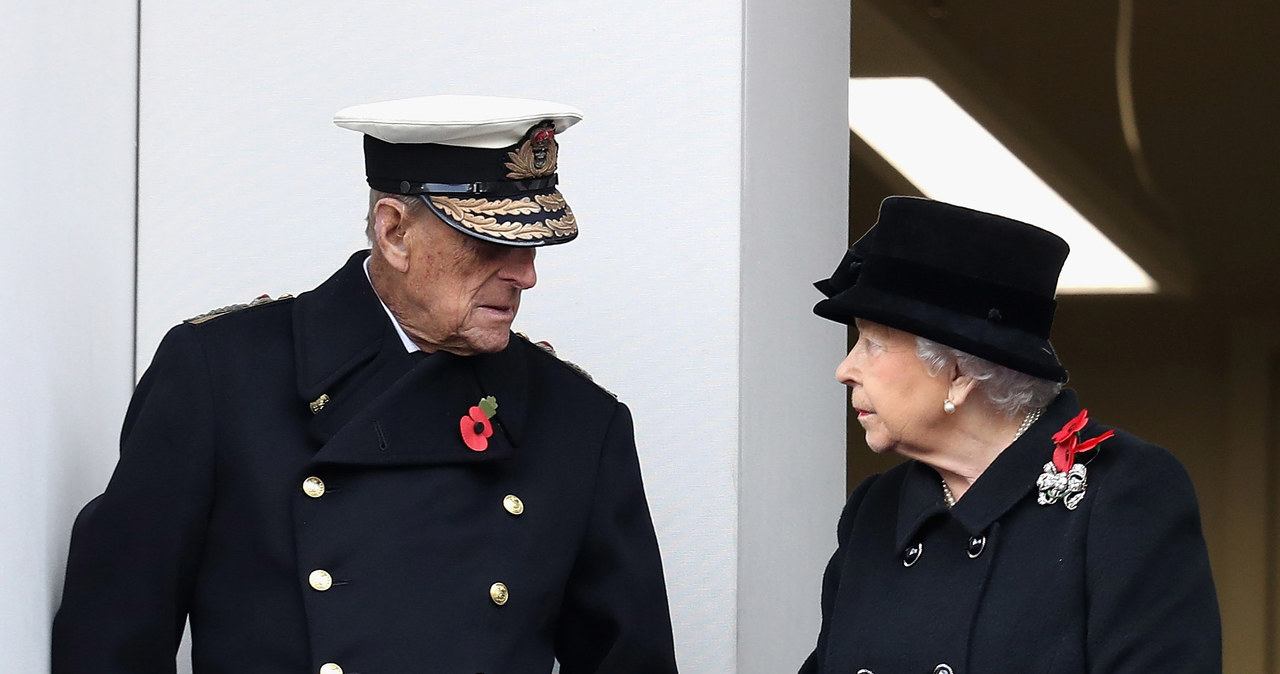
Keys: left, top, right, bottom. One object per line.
{"left": 836, "top": 319, "right": 952, "bottom": 455}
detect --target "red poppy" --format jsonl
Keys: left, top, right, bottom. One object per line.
{"left": 460, "top": 405, "right": 493, "bottom": 452}
{"left": 1051, "top": 409, "right": 1115, "bottom": 472}
{"left": 1051, "top": 409, "right": 1088, "bottom": 444}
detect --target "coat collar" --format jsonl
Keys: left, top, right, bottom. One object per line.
{"left": 291, "top": 250, "right": 529, "bottom": 462}
{"left": 894, "top": 389, "right": 1084, "bottom": 551}
{"left": 312, "top": 346, "right": 528, "bottom": 467}
{"left": 293, "top": 250, "right": 388, "bottom": 401}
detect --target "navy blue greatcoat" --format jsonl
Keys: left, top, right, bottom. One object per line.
{"left": 800, "top": 390, "right": 1221, "bottom": 674}
{"left": 53, "top": 251, "right": 677, "bottom": 674}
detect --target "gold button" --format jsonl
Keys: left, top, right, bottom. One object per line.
{"left": 319, "top": 664, "right": 343, "bottom": 674}
{"left": 309, "top": 393, "right": 330, "bottom": 415}
{"left": 503, "top": 494, "right": 524, "bottom": 516}
{"left": 302, "top": 476, "right": 326, "bottom": 498}
{"left": 489, "top": 582, "right": 509, "bottom": 605}
{"left": 308, "top": 569, "right": 333, "bottom": 592}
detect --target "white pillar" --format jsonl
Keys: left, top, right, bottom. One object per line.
{"left": 0, "top": 2, "right": 137, "bottom": 670}
{"left": 740, "top": 1, "right": 852, "bottom": 670}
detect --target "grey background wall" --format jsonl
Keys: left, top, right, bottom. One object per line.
{"left": 4, "top": 1, "right": 850, "bottom": 671}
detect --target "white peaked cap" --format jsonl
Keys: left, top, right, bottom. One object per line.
{"left": 334, "top": 94, "right": 584, "bottom": 148}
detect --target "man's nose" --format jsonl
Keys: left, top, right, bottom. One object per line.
{"left": 500, "top": 248, "right": 537, "bottom": 289}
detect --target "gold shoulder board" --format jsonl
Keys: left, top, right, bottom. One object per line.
{"left": 185, "top": 293, "right": 293, "bottom": 325}
{"left": 515, "top": 332, "right": 616, "bottom": 398}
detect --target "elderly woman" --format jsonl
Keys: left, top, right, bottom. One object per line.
{"left": 800, "top": 197, "right": 1220, "bottom": 673}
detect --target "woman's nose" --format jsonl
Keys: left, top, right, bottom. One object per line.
{"left": 835, "top": 350, "right": 859, "bottom": 385}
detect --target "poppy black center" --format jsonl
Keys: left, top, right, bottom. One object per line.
{"left": 474, "top": 422, "right": 486, "bottom": 434}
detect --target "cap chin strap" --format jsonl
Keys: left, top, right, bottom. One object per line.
{"left": 367, "top": 175, "right": 558, "bottom": 197}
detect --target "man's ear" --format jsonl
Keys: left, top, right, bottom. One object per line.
{"left": 372, "top": 198, "right": 412, "bottom": 272}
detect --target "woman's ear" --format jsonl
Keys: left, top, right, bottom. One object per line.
{"left": 372, "top": 198, "right": 412, "bottom": 272}
{"left": 947, "top": 372, "right": 979, "bottom": 407}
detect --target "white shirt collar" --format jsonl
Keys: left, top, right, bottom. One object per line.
{"left": 363, "top": 256, "right": 421, "bottom": 354}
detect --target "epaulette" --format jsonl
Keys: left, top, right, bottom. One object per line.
{"left": 516, "top": 332, "right": 617, "bottom": 399}
{"left": 185, "top": 293, "right": 293, "bottom": 325}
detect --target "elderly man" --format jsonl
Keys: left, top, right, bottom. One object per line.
{"left": 52, "top": 96, "right": 678, "bottom": 674}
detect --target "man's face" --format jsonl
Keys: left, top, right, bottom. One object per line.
{"left": 392, "top": 208, "right": 537, "bottom": 355}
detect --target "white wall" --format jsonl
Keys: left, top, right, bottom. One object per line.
{"left": 0, "top": 1, "right": 138, "bottom": 669}
{"left": 739, "top": 1, "right": 852, "bottom": 671}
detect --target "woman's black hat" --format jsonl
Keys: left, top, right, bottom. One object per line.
{"left": 814, "top": 196, "right": 1070, "bottom": 382}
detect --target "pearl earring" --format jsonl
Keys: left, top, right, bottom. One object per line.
{"left": 943, "top": 399, "right": 956, "bottom": 414}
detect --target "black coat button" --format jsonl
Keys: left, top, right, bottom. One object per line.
{"left": 902, "top": 542, "right": 923, "bottom": 567}
{"left": 935, "top": 664, "right": 954, "bottom": 674}
{"left": 967, "top": 535, "right": 986, "bottom": 558}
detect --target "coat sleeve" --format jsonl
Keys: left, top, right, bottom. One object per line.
{"left": 554, "top": 402, "right": 678, "bottom": 673}
{"left": 52, "top": 324, "right": 217, "bottom": 673}
{"left": 798, "top": 474, "right": 878, "bottom": 674}
{"left": 1084, "top": 439, "right": 1222, "bottom": 672}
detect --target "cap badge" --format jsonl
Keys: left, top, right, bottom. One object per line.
{"left": 505, "top": 122, "right": 558, "bottom": 179}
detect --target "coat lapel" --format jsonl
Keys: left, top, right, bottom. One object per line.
{"left": 294, "top": 251, "right": 386, "bottom": 400}
{"left": 312, "top": 346, "right": 527, "bottom": 467}
{"left": 894, "top": 390, "right": 1085, "bottom": 546}
{"left": 471, "top": 337, "right": 529, "bottom": 447}
{"left": 948, "top": 390, "right": 1084, "bottom": 534}
{"left": 293, "top": 251, "right": 417, "bottom": 445}
{"left": 292, "top": 250, "right": 531, "bottom": 465}
{"left": 894, "top": 462, "right": 951, "bottom": 553}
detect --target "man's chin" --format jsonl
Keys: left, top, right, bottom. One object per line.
{"left": 465, "top": 329, "right": 513, "bottom": 355}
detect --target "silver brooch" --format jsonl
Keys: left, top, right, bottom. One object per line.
{"left": 1036, "top": 461, "right": 1088, "bottom": 510}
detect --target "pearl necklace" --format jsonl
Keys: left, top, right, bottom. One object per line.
{"left": 941, "top": 407, "right": 1044, "bottom": 508}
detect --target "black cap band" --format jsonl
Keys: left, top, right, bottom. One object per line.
{"left": 859, "top": 253, "right": 1057, "bottom": 337}
{"left": 368, "top": 175, "right": 558, "bottom": 197}
{"left": 364, "top": 135, "right": 521, "bottom": 185}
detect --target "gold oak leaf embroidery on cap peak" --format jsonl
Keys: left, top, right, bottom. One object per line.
{"left": 429, "top": 193, "right": 576, "bottom": 241}
{"left": 534, "top": 193, "right": 567, "bottom": 212}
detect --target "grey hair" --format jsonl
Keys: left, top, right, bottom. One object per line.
{"left": 915, "top": 336, "right": 1062, "bottom": 416}
{"left": 365, "top": 190, "right": 429, "bottom": 244}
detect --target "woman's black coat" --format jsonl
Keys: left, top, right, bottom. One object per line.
{"left": 801, "top": 390, "right": 1221, "bottom": 673}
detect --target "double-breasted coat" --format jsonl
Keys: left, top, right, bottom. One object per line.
{"left": 800, "top": 390, "right": 1221, "bottom": 673}
{"left": 53, "top": 251, "right": 678, "bottom": 674}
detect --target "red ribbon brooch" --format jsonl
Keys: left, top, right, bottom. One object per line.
{"left": 1037, "top": 409, "right": 1115, "bottom": 510}
{"left": 460, "top": 396, "right": 498, "bottom": 452}
{"left": 1050, "top": 409, "right": 1114, "bottom": 472}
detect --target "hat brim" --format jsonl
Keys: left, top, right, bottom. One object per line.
{"left": 815, "top": 285, "right": 1068, "bottom": 383}
{"left": 422, "top": 187, "right": 578, "bottom": 247}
